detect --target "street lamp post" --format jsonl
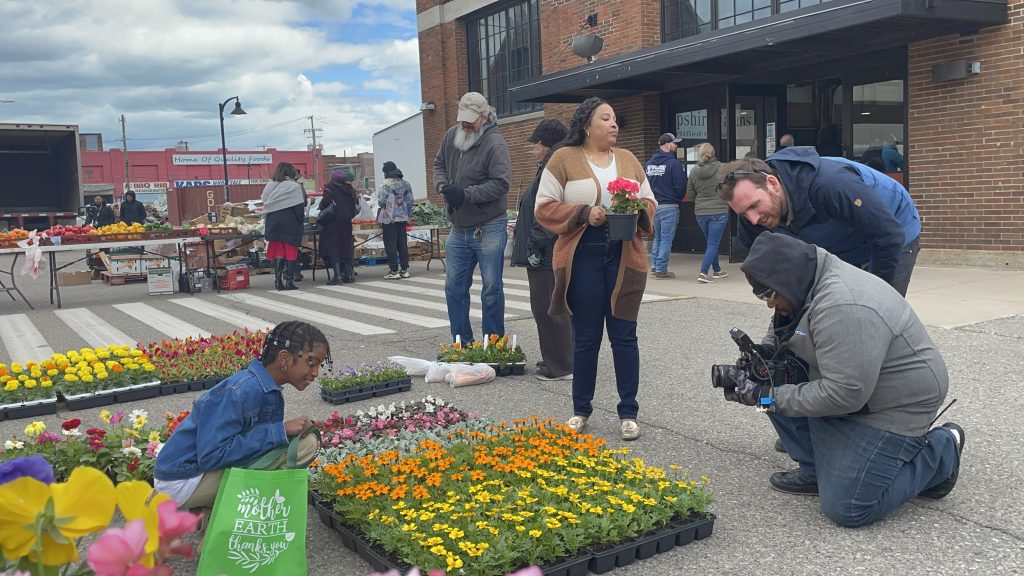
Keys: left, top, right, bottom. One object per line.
{"left": 218, "top": 96, "right": 247, "bottom": 202}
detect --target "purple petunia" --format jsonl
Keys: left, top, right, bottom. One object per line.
{"left": 0, "top": 455, "right": 55, "bottom": 486}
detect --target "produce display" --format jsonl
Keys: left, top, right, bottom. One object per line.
{"left": 1, "top": 228, "right": 29, "bottom": 241}
{"left": 92, "top": 222, "right": 146, "bottom": 235}
{"left": 40, "top": 224, "right": 94, "bottom": 237}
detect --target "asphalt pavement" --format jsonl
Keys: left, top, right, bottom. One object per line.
{"left": 1, "top": 252, "right": 1021, "bottom": 575}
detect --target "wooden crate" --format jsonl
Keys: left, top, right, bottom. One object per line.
{"left": 100, "top": 271, "right": 147, "bottom": 286}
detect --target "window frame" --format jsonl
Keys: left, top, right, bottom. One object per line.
{"left": 466, "top": 0, "right": 542, "bottom": 119}
{"left": 662, "top": 0, "right": 828, "bottom": 42}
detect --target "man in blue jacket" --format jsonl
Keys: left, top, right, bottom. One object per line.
{"left": 645, "top": 133, "right": 687, "bottom": 279}
{"left": 718, "top": 146, "right": 920, "bottom": 296}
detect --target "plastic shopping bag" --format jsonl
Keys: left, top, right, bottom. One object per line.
{"left": 16, "top": 231, "right": 46, "bottom": 279}
{"left": 196, "top": 467, "right": 309, "bottom": 576}
{"left": 388, "top": 356, "right": 435, "bottom": 377}
{"left": 445, "top": 363, "right": 496, "bottom": 388}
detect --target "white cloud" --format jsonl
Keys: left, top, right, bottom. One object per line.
{"left": 0, "top": 0, "right": 420, "bottom": 156}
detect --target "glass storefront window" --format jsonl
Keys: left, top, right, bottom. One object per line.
{"left": 852, "top": 80, "right": 905, "bottom": 172}
{"left": 675, "top": 108, "right": 711, "bottom": 172}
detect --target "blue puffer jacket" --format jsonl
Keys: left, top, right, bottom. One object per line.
{"left": 738, "top": 146, "right": 905, "bottom": 285}
{"left": 155, "top": 360, "right": 287, "bottom": 481}
{"left": 824, "top": 156, "right": 921, "bottom": 247}
{"left": 644, "top": 149, "right": 686, "bottom": 205}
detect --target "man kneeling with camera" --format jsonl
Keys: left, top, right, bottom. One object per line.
{"left": 718, "top": 232, "right": 963, "bottom": 527}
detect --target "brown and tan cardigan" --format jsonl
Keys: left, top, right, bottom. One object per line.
{"left": 535, "top": 146, "right": 657, "bottom": 321}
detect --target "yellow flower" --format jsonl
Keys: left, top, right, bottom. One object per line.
{"left": 130, "top": 350, "right": 144, "bottom": 358}
{"left": 46, "top": 369, "right": 58, "bottom": 377}
{"left": 430, "top": 545, "right": 447, "bottom": 556}
{"left": 0, "top": 467, "right": 116, "bottom": 566}
{"left": 23, "top": 380, "right": 36, "bottom": 389}
{"left": 4, "top": 381, "right": 18, "bottom": 392}
{"left": 142, "top": 364, "right": 155, "bottom": 372}
{"left": 529, "top": 529, "right": 542, "bottom": 538}
{"left": 96, "top": 349, "right": 110, "bottom": 359}
{"left": 116, "top": 481, "right": 170, "bottom": 565}
{"left": 23, "top": 421, "right": 45, "bottom": 437}
{"left": 446, "top": 554, "right": 464, "bottom": 570}
{"left": 29, "top": 369, "right": 42, "bottom": 378}
{"left": 99, "top": 409, "right": 112, "bottom": 424}
{"left": 10, "top": 363, "right": 22, "bottom": 373}
{"left": 40, "top": 380, "right": 52, "bottom": 388}
{"left": 81, "top": 375, "right": 94, "bottom": 383}
{"left": 148, "top": 431, "right": 161, "bottom": 443}
{"left": 64, "top": 374, "right": 79, "bottom": 382}
{"left": 17, "top": 375, "right": 27, "bottom": 382}
{"left": 96, "top": 372, "right": 108, "bottom": 380}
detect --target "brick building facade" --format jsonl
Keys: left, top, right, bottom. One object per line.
{"left": 417, "top": 0, "right": 1022, "bottom": 268}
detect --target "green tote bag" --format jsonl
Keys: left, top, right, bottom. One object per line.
{"left": 196, "top": 467, "right": 309, "bottom": 575}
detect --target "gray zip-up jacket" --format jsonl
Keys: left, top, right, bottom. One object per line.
{"left": 775, "top": 247, "right": 948, "bottom": 437}
{"left": 432, "top": 122, "right": 511, "bottom": 229}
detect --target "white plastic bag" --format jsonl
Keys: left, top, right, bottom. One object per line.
{"left": 388, "top": 356, "right": 434, "bottom": 377}
{"left": 17, "top": 231, "right": 45, "bottom": 279}
{"left": 445, "top": 363, "right": 496, "bottom": 388}
{"left": 425, "top": 362, "right": 455, "bottom": 384}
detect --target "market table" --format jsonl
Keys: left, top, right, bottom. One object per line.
{"left": 0, "top": 236, "right": 201, "bottom": 310}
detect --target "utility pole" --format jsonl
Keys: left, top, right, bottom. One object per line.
{"left": 119, "top": 114, "right": 130, "bottom": 200}
{"left": 257, "top": 144, "right": 269, "bottom": 151}
{"left": 304, "top": 116, "right": 323, "bottom": 190}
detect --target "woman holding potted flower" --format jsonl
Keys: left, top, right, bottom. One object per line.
{"left": 535, "top": 97, "right": 657, "bottom": 441}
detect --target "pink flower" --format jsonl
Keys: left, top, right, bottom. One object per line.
{"left": 157, "top": 499, "right": 202, "bottom": 541}
{"left": 87, "top": 519, "right": 148, "bottom": 576}
{"left": 507, "top": 568, "right": 543, "bottom": 576}
{"left": 110, "top": 411, "right": 125, "bottom": 425}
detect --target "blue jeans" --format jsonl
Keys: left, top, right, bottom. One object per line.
{"left": 444, "top": 217, "right": 507, "bottom": 343}
{"left": 695, "top": 213, "right": 728, "bottom": 275}
{"left": 566, "top": 225, "right": 640, "bottom": 420}
{"left": 770, "top": 412, "right": 959, "bottom": 528}
{"left": 650, "top": 205, "right": 679, "bottom": 273}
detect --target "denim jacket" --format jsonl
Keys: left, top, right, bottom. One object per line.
{"left": 155, "top": 360, "right": 287, "bottom": 481}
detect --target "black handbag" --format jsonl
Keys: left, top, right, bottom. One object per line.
{"left": 318, "top": 201, "right": 337, "bottom": 225}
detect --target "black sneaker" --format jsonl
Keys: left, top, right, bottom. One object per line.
{"left": 774, "top": 437, "right": 786, "bottom": 453}
{"left": 769, "top": 470, "right": 819, "bottom": 495}
{"left": 918, "top": 422, "right": 965, "bottom": 500}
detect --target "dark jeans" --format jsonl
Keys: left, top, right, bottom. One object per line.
{"left": 566, "top": 225, "right": 640, "bottom": 420}
{"left": 770, "top": 412, "right": 959, "bottom": 528}
{"left": 527, "top": 267, "right": 574, "bottom": 376}
{"left": 892, "top": 235, "right": 920, "bottom": 297}
{"left": 382, "top": 222, "right": 409, "bottom": 272}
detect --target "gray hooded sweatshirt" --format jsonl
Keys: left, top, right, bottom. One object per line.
{"left": 432, "top": 122, "right": 511, "bottom": 229}
{"left": 743, "top": 232, "right": 948, "bottom": 437}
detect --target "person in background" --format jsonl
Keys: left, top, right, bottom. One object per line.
{"left": 119, "top": 191, "right": 147, "bottom": 225}
{"left": 87, "top": 195, "right": 115, "bottom": 227}
{"left": 815, "top": 123, "right": 843, "bottom": 158}
{"left": 535, "top": 97, "right": 657, "bottom": 441}
{"left": 432, "top": 91, "right": 512, "bottom": 343}
{"left": 511, "top": 118, "right": 573, "bottom": 381}
{"left": 320, "top": 170, "right": 358, "bottom": 284}
{"left": 882, "top": 135, "right": 905, "bottom": 172}
{"left": 155, "top": 321, "right": 327, "bottom": 511}
{"left": 262, "top": 162, "right": 306, "bottom": 290}
{"left": 779, "top": 133, "right": 795, "bottom": 149}
{"left": 645, "top": 133, "right": 686, "bottom": 279}
{"left": 684, "top": 142, "right": 729, "bottom": 283}
{"left": 377, "top": 161, "right": 414, "bottom": 280}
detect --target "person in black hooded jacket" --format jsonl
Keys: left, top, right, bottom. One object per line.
{"left": 511, "top": 119, "right": 573, "bottom": 380}
{"left": 319, "top": 170, "right": 359, "bottom": 284}
{"left": 119, "top": 191, "right": 147, "bottom": 225}
{"left": 720, "top": 232, "right": 963, "bottom": 528}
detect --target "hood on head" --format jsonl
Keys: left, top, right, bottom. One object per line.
{"left": 740, "top": 231, "right": 818, "bottom": 315}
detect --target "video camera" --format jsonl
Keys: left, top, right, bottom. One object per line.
{"left": 710, "top": 327, "right": 808, "bottom": 390}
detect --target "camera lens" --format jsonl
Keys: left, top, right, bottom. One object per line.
{"left": 711, "top": 364, "right": 742, "bottom": 389}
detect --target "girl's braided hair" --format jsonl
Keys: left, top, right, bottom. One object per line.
{"left": 562, "top": 97, "right": 609, "bottom": 147}
{"left": 259, "top": 321, "right": 330, "bottom": 367}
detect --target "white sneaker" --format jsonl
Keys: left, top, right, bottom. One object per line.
{"left": 399, "top": 269, "right": 411, "bottom": 279}
{"left": 621, "top": 419, "right": 640, "bottom": 441}
{"left": 566, "top": 416, "right": 588, "bottom": 433}
{"left": 384, "top": 271, "right": 401, "bottom": 280}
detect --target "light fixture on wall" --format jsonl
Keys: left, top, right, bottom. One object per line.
{"left": 556, "top": 13, "right": 602, "bottom": 64}
{"left": 420, "top": 102, "right": 436, "bottom": 111}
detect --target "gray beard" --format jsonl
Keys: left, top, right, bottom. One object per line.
{"left": 453, "top": 127, "right": 482, "bottom": 152}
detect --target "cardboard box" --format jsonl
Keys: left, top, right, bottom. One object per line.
{"left": 140, "top": 257, "right": 169, "bottom": 272}
{"left": 147, "top": 267, "right": 174, "bottom": 295}
{"left": 108, "top": 255, "right": 141, "bottom": 275}
{"left": 58, "top": 270, "right": 93, "bottom": 286}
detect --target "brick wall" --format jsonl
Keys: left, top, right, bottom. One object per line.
{"left": 908, "top": 0, "right": 1024, "bottom": 266}
{"left": 419, "top": 16, "right": 468, "bottom": 207}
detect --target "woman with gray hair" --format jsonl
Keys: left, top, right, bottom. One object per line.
{"left": 684, "top": 143, "right": 730, "bottom": 283}
{"left": 261, "top": 161, "right": 305, "bottom": 290}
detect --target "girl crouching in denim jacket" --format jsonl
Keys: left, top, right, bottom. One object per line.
{"left": 154, "top": 321, "right": 329, "bottom": 509}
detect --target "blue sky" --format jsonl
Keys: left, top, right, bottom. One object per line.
{"left": 0, "top": 0, "right": 421, "bottom": 155}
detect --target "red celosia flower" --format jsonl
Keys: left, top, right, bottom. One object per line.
{"left": 86, "top": 427, "right": 107, "bottom": 438}
{"left": 127, "top": 459, "right": 139, "bottom": 473}
{"left": 62, "top": 418, "right": 82, "bottom": 431}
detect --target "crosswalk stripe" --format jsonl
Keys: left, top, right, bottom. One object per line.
{"left": 0, "top": 314, "right": 55, "bottom": 363}
{"left": 54, "top": 308, "right": 135, "bottom": 348}
{"left": 277, "top": 290, "right": 450, "bottom": 328}
{"left": 218, "top": 293, "right": 394, "bottom": 335}
{"left": 405, "top": 277, "right": 532, "bottom": 298}
{"left": 111, "top": 303, "right": 211, "bottom": 340}
{"left": 360, "top": 281, "right": 534, "bottom": 311}
{"left": 416, "top": 276, "right": 667, "bottom": 302}
{"left": 168, "top": 299, "right": 275, "bottom": 332}
{"left": 474, "top": 275, "right": 529, "bottom": 287}
{"left": 317, "top": 285, "right": 509, "bottom": 319}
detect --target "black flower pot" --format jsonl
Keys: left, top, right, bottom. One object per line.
{"left": 320, "top": 377, "right": 412, "bottom": 405}
{"left": 588, "top": 540, "right": 639, "bottom": 574}
{"left": 540, "top": 553, "right": 591, "bottom": 576}
{"left": 2, "top": 398, "right": 58, "bottom": 420}
{"left": 114, "top": 382, "right": 160, "bottom": 403}
{"left": 160, "top": 381, "right": 191, "bottom": 396}
{"left": 654, "top": 523, "right": 678, "bottom": 554}
{"left": 187, "top": 379, "right": 207, "bottom": 392}
{"left": 606, "top": 212, "right": 639, "bottom": 241}
{"left": 694, "top": 514, "right": 716, "bottom": 540}
{"left": 635, "top": 530, "right": 661, "bottom": 560}
{"left": 511, "top": 362, "right": 526, "bottom": 375}
{"left": 62, "top": 391, "right": 116, "bottom": 411}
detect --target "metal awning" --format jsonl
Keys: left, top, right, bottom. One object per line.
{"left": 510, "top": 0, "right": 1008, "bottom": 103}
